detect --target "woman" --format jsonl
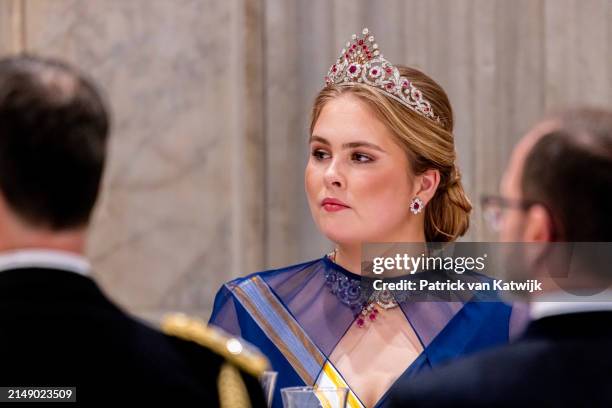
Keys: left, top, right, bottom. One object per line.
{"left": 210, "top": 28, "right": 524, "bottom": 408}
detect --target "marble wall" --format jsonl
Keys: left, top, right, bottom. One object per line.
{"left": 0, "top": 0, "right": 610, "bottom": 322}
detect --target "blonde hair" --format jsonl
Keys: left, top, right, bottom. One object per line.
{"left": 310, "top": 66, "right": 472, "bottom": 242}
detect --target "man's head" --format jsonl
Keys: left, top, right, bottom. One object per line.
{"left": 499, "top": 108, "right": 612, "bottom": 242}
{"left": 0, "top": 55, "right": 109, "bottom": 236}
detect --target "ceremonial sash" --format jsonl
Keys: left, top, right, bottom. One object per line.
{"left": 231, "top": 276, "right": 364, "bottom": 408}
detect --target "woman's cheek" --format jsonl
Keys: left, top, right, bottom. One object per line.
{"left": 361, "top": 176, "right": 409, "bottom": 220}
{"left": 304, "top": 165, "right": 319, "bottom": 201}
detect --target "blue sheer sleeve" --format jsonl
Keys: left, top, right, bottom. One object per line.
{"left": 209, "top": 282, "right": 242, "bottom": 337}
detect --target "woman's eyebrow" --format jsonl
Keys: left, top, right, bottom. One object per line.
{"left": 309, "top": 135, "right": 330, "bottom": 145}
{"left": 309, "top": 135, "right": 386, "bottom": 153}
{"left": 342, "top": 141, "right": 386, "bottom": 152}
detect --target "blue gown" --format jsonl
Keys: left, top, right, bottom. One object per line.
{"left": 209, "top": 255, "right": 526, "bottom": 408}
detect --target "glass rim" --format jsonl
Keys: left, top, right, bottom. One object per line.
{"left": 280, "top": 386, "right": 348, "bottom": 392}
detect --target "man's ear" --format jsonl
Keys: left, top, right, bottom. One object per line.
{"left": 523, "top": 204, "right": 554, "bottom": 242}
{"left": 0, "top": 191, "right": 11, "bottom": 221}
{"left": 413, "top": 169, "right": 441, "bottom": 204}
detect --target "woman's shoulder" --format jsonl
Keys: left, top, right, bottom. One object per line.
{"left": 221, "top": 257, "right": 326, "bottom": 291}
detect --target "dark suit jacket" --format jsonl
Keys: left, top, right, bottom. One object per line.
{"left": 389, "top": 311, "right": 612, "bottom": 407}
{"left": 0, "top": 267, "right": 266, "bottom": 405}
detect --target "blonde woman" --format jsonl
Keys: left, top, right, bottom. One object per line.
{"left": 210, "top": 29, "right": 523, "bottom": 408}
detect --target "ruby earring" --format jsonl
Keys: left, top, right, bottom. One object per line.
{"left": 410, "top": 197, "right": 424, "bottom": 215}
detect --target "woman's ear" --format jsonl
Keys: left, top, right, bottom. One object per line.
{"left": 414, "top": 169, "right": 440, "bottom": 204}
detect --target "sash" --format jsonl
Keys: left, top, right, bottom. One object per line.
{"left": 231, "top": 276, "right": 364, "bottom": 408}
{"left": 315, "top": 361, "right": 365, "bottom": 408}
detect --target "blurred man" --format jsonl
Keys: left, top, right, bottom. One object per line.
{"left": 389, "top": 108, "right": 612, "bottom": 407}
{"left": 0, "top": 55, "right": 267, "bottom": 406}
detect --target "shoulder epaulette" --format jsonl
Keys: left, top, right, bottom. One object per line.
{"left": 161, "top": 313, "right": 269, "bottom": 378}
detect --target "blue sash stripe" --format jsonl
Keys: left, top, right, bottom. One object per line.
{"left": 232, "top": 276, "right": 325, "bottom": 384}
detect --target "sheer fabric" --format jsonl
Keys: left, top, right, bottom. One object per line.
{"left": 210, "top": 256, "right": 527, "bottom": 407}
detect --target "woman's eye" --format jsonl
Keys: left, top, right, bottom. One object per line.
{"left": 352, "top": 152, "right": 373, "bottom": 163}
{"left": 311, "top": 149, "right": 330, "bottom": 160}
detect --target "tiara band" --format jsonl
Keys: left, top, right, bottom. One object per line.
{"left": 324, "top": 28, "right": 439, "bottom": 122}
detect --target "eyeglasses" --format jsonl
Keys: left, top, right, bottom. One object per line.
{"left": 480, "top": 195, "right": 536, "bottom": 232}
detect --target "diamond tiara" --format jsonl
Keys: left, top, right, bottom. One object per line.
{"left": 325, "top": 28, "right": 439, "bottom": 122}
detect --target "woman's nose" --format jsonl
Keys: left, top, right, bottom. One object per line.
{"left": 324, "top": 159, "right": 345, "bottom": 189}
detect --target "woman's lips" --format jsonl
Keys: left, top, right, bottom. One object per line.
{"left": 321, "top": 198, "right": 350, "bottom": 212}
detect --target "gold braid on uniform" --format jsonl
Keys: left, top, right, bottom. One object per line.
{"left": 161, "top": 313, "right": 270, "bottom": 408}
{"left": 218, "top": 363, "right": 251, "bottom": 408}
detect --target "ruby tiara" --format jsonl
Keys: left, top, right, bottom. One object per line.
{"left": 325, "top": 28, "right": 439, "bottom": 122}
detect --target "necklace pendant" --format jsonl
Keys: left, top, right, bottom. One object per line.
{"left": 355, "top": 302, "right": 381, "bottom": 328}
{"left": 354, "top": 290, "right": 399, "bottom": 328}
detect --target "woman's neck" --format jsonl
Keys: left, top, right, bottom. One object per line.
{"left": 333, "top": 230, "right": 427, "bottom": 275}
{"left": 333, "top": 244, "right": 363, "bottom": 275}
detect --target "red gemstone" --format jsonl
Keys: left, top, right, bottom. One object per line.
{"left": 373, "top": 308, "right": 379, "bottom": 314}
{"left": 385, "top": 67, "right": 392, "bottom": 73}
{"left": 362, "top": 45, "right": 368, "bottom": 50}
{"left": 386, "top": 83, "right": 393, "bottom": 89}
{"left": 369, "top": 313, "right": 376, "bottom": 321}
{"left": 352, "top": 44, "right": 357, "bottom": 50}
{"left": 372, "top": 69, "right": 378, "bottom": 75}
{"left": 414, "top": 203, "right": 420, "bottom": 210}
{"left": 349, "top": 65, "right": 357, "bottom": 74}
{"left": 332, "top": 65, "right": 337, "bottom": 73}
{"left": 358, "top": 39, "right": 364, "bottom": 45}
{"left": 345, "top": 53, "right": 349, "bottom": 59}
{"left": 356, "top": 318, "right": 365, "bottom": 327}
{"left": 402, "top": 81, "right": 409, "bottom": 88}
{"left": 424, "top": 107, "right": 429, "bottom": 112}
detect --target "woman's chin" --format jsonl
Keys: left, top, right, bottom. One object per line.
{"left": 319, "top": 227, "right": 365, "bottom": 247}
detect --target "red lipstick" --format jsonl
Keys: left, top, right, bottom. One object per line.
{"left": 321, "top": 197, "right": 350, "bottom": 212}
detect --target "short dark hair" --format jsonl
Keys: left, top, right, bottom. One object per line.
{"left": 521, "top": 108, "right": 612, "bottom": 241}
{"left": 0, "top": 55, "right": 109, "bottom": 230}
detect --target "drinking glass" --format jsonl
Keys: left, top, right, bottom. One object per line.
{"left": 281, "top": 386, "right": 348, "bottom": 408}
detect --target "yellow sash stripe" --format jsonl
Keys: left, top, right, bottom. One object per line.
{"left": 319, "top": 362, "right": 364, "bottom": 408}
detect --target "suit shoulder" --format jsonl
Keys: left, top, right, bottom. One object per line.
{"left": 391, "top": 342, "right": 550, "bottom": 407}
{"left": 161, "top": 313, "right": 269, "bottom": 378}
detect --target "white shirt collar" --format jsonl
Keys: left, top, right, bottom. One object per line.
{"left": 530, "top": 290, "right": 612, "bottom": 320}
{"left": 0, "top": 249, "right": 90, "bottom": 277}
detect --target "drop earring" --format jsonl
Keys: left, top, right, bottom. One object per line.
{"left": 409, "top": 197, "right": 424, "bottom": 215}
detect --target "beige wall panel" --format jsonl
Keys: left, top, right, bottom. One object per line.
{"left": 22, "top": 0, "right": 264, "bottom": 321}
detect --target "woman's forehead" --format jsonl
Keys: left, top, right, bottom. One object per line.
{"left": 312, "top": 94, "right": 396, "bottom": 146}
